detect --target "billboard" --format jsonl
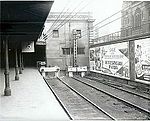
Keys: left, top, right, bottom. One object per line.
{"left": 90, "top": 42, "right": 129, "bottom": 78}
{"left": 89, "top": 48, "right": 95, "bottom": 71}
{"left": 135, "top": 38, "right": 150, "bottom": 81}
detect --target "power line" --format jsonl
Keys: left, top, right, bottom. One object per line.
{"left": 79, "top": 2, "right": 150, "bottom": 39}
{"left": 81, "top": 16, "right": 121, "bottom": 38}
{"left": 46, "top": 0, "right": 73, "bottom": 34}
{"left": 45, "top": 0, "right": 85, "bottom": 36}
{"left": 81, "top": 10, "right": 121, "bottom": 35}
{"left": 79, "top": 2, "right": 133, "bottom": 37}
{"left": 45, "top": 0, "right": 92, "bottom": 39}
{"left": 55, "top": 1, "right": 91, "bottom": 31}
{"left": 80, "top": 1, "right": 148, "bottom": 38}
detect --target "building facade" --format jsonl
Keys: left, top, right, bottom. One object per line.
{"left": 40, "top": 12, "right": 95, "bottom": 70}
{"left": 89, "top": 1, "right": 150, "bottom": 82}
{"left": 121, "top": 1, "right": 150, "bottom": 37}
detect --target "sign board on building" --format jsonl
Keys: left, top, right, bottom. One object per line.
{"left": 135, "top": 38, "right": 150, "bottom": 80}
{"left": 22, "top": 41, "right": 35, "bottom": 53}
{"left": 103, "top": 47, "right": 128, "bottom": 74}
{"left": 90, "top": 42, "right": 129, "bottom": 78}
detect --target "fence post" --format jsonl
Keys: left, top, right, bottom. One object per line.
{"left": 129, "top": 40, "right": 136, "bottom": 81}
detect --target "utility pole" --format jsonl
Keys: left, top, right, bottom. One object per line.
{"left": 69, "top": 22, "right": 72, "bottom": 66}
{"left": 73, "top": 29, "right": 77, "bottom": 67}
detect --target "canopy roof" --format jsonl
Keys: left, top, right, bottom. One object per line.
{"left": 0, "top": 0, "right": 54, "bottom": 48}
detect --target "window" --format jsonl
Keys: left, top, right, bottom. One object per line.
{"left": 131, "top": 15, "right": 134, "bottom": 27}
{"left": 53, "top": 30, "right": 59, "bottom": 38}
{"left": 134, "top": 8, "right": 141, "bottom": 28}
{"left": 76, "top": 30, "right": 81, "bottom": 38}
{"left": 62, "top": 47, "right": 85, "bottom": 55}
{"left": 62, "top": 48, "right": 71, "bottom": 55}
{"left": 77, "top": 48, "right": 85, "bottom": 54}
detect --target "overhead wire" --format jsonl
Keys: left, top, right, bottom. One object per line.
{"left": 45, "top": 0, "right": 92, "bottom": 38}
{"left": 45, "top": 0, "right": 72, "bottom": 34}
{"left": 45, "top": 0, "right": 127, "bottom": 39}
{"left": 78, "top": 2, "right": 131, "bottom": 38}
{"left": 80, "top": 1, "right": 145, "bottom": 36}
{"left": 80, "top": 10, "right": 121, "bottom": 36}
{"left": 79, "top": 2, "right": 150, "bottom": 39}
{"left": 45, "top": 0, "right": 85, "bottom": 35}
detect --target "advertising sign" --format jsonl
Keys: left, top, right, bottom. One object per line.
{"left": 90, "top": 42, "right": 129, "bottom": 78}
{"left": 103, "top": 46, "right": 128, "bottom": 74}
{"left": 135, "top": 38, "right": 150, "bottom": 81}
{"left": 22, "top": 41, "right": 35, "bottom": 53}
{"left": 89, "top": 48, "right": 95, "bottom": 71}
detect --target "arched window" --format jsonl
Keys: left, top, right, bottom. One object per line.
{"left": 134, "top": 8, "right": 141, "bottom": 28}
{"left": 131, "top": 15, "right": 134, "bottom": 27}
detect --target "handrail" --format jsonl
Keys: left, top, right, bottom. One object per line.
{"left": 91, "top": 21, "right": 150, "bottom": 45}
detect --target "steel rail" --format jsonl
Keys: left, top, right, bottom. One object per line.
{"left": 43, "top": 77, "right": 73, "bottom": 120}
{"left": 73, "top": 76, "right": 150, "bottom": 116}
{"left": 57, "top": 77, "right": 116, "bottom": 120}
{"left": 85, "top": 76, "right": 150, "bottom": 100}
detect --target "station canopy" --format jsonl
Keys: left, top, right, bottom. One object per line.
{"left": 0, "top": 0, "right": 54, "bottom": 49}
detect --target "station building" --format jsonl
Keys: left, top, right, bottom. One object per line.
{"left": 38, "top": 12, "right": 95, "bottom": 71}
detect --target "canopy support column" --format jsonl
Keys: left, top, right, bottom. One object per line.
{"left": 4, "top": 37, "right": 11, "bottom": 96}
{"left": 22, "top": 54, "right": 24, "bottom": 70}
{"left": 15, "top": 49, "right": 19, "bottom": 80}
{"left": 19, "top": 50, "right": 22, "bottom": 74}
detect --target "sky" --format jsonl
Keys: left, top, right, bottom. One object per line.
{"left": 49, "top": 0, "right": 124, "bottom": 36}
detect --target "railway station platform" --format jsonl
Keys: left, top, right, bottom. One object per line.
{"left": 0, "top": 68, "right": 69, "bottom": 121}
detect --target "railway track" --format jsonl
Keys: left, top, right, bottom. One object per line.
{"left": 58, "top": 76, "right": 150, "bottom": 120}
{"left": 73, "top": 76, "right": 150, "bottom": 114}
{"left": 85, "top": 75, "right": 150, "bottom": 100}
{"left": 45, "top": 78, "right": 113, "bottom": 120}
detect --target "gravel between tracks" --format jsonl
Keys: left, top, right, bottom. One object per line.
{"left": 59, "top": 76, "right": 149, "bottom": 120}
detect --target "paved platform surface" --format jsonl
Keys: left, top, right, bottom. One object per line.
{"left": 0, "top": 68, "right": 69, "bottom": 121}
